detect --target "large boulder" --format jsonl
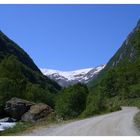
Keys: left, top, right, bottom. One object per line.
{"left": 21, "top": 103, "right": 52, "bottom": 122}
{"left": 4, "top": 98, "right": 35, "bottom": 120}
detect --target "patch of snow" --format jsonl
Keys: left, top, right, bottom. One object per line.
{"left": 41, "top": 68, "right": 93, "bottom": 80}
{"left": 41, "top": 65, "right": 105, "bottom": 86}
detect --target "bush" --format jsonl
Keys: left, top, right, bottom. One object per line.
{"left": 128, "top": 84, "right": 140, "bottom": 98}
{"left": 55, "top": 83, "right": 89, "bottom": 119}
{"left": 0, "top": 56, "right": 60, "bottom": 114}
{"left": 81, "top": 88, "right": 106, "bottom": 118}
{"left": 26, "top": 83, "right": 56, "bottom": 107}
{"left": 104, "top": 97, "right": 121, "bottom": 112}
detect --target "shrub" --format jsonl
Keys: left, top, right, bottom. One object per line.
{"left": 55, "top": 83, "right": 89, "bottom": 119}
{"left": 128, "top": 84, "right": 140, "bottom": 98}
{"left": 81, "top": 88, "right": 106, "bottom": 117}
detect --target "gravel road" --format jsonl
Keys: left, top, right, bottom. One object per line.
{"left": 23, "top": 107, "right": 139, "bottom": 136}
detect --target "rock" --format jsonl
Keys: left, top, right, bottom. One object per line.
{"left": 0, "top": 117, "right": 16, "bottom": 122}
{"left": 56, "top": 115, "right": 63, "bottom": 122}
{"left": 21, "top": 103, "right": 52, "bottom": 122}
{"left": 0, "top": 117, "right": 10, "bottom": 122}
{"left": 4, "top": 97, "right": 35, "bottom": 120}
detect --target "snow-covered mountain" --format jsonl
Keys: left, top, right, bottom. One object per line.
{"left": 41, "top": 65, "right": 105, "bottom": 87}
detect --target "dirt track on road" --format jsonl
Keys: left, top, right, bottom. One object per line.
{"left": 23, "top": 107, "right": 139, "bottom": 136}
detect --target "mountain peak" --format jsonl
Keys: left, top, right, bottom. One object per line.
{"left": 41, "top": 65, "right": 105, "bottom": 87}
{"left": 136, "top": 19, "right": 140, "bottom": 28}
{"left": 133, "top": 19, "right": 140, "bottom": 31}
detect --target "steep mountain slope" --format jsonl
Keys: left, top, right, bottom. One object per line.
{"left": 105, "top": 20, "right": 140, "bottom": 69}
{"left": 0, "top": 31, "right": 61, "bottom": 114}
{"left": 89, "top": 19, "right": 140, "bottom": 88}
{"left": 0, "top": 31, "right": 39, "bottom": 72}
{"left": 83, "top": 19, "right": 140, "bottom": 117}
{"left": 41, "top": 65, "right": 105, "bottom": 87}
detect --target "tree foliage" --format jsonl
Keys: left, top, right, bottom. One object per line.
{"left": 55, "top": 83, "right": 89, "bottom": 119}
{"left": 0, "top": 55, "right": 60, "bottom": 114}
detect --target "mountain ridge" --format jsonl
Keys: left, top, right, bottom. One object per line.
{"left": 88, "top": 19, "right": 140, "bottom": 88}
{"left": 0, "top": 30, "right": 61, "bottom": 112}
{"left": 83, "top": 19, "right": 140, "bottom": 118}
{"left": 0, "top": 31, "right": 40, "bottom": 72}
{"left": 41, "top": 65, "right": 105, "bottom": 87}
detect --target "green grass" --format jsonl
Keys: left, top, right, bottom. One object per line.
{"left": 134, "top": 111, "right": 140, "bottom": 131}
{"left": 117, "top": 98, "right": 140, "bottom": 108}
{"left": 1, "top": 98, "right": 140, "bottom": 136}
{"left": 0, "top": 107, "right": 121, "bottom": 136}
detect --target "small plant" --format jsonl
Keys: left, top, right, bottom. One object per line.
{"left": 134, "top": 111, "right": 140, "bottom": 131}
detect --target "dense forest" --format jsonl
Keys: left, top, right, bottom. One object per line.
{"left": 0, "top": 31, "right": 61, "bottom": 116}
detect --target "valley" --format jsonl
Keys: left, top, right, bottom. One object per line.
{"left": 0, "top": 17, "right": 140, "bottom": 136}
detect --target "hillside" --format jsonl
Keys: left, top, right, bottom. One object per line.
{"left": 89, "top": 19, "right": 140, "bottom": 88}
{"left": 0, "top": 31, "right": 40, "bottom": 72}
{"left": 83, "top": 19, "right": 140, "bottom": 117}
{"left": 0, "top": 31, "right": 61, "bottom": 116}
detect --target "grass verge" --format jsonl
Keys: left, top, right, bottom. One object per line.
{"left": 134, "top": 111, "right": 140, "bottom": 131}
{"left": 1, "top": 98, "right": 140, "bottom": 136}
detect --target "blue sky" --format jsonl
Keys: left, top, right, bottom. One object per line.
{"left": 0, "top": 4, "right": 140, "bottom": 71}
